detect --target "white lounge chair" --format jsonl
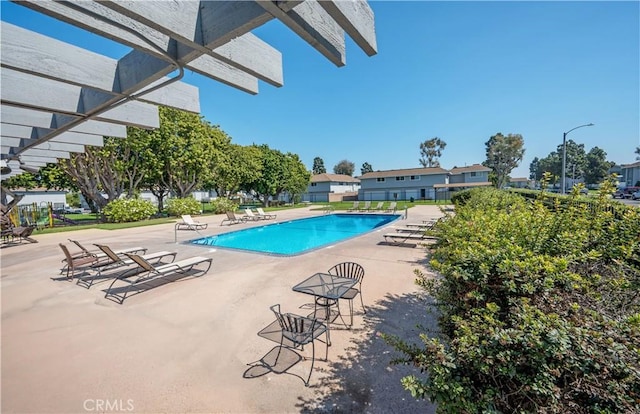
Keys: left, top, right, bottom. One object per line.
{"left": 255, "top": 207, "right": 276, "bottom": 220}
{"left": 221, "top": 211, "right": 246, "bottom": 226}
{"left": 175, "top": 215, "right": 208, "bottom": 231}
{"left": 243, "top": 208, "right": 263, "bottom": 221}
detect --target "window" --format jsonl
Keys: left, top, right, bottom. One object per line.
{"left": 410, "top": 175, "right": 420, "bottom": 181}
{"left": 396, "top": 176, "right": 405, "bottom": 181}
{"left": 376, "top": 177, "right": 385, "bottom": 182}
{"left": 470, "top": 172, "right": 477, "bottom": 177}
{"left": 311, "top": 183, "right": 317, "bottom": 187}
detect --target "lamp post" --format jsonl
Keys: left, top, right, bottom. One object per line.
{"left": 561, "top": 123, "right": 594, "bottom": 194}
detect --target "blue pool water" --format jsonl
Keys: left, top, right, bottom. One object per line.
{"left": 190, "top": 213, "right": 401, "bottom": 255}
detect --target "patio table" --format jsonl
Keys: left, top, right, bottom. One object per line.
{"left": 292, "top": 272, "right": 357, "bottom": 344}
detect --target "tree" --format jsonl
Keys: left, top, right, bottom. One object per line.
{"left": 281, "top": 153, "right": 311, "bottom": 203}
{"left": 153, "top": 107, "right": 226, "bottom": 198}
{"left": 529, "top": 157, "right": 540, "bottom": 180}
{"left": 59, "top": 139, "right": 129, "bottom": 210}
{"left": 483, "top": 133, "right": 525, "bottom": 189}
{"left": 419, "top": 137, "right": 446, "bottom": 167}
{"left": 584, "top": 147, "right": 613, "bottom": 185}
{"left": 361, "top": 162, "right": 373, "bottom": 175}
{"left": 312, "top": 157, "right": 326, "bottom": 174}
{"left": 636, "top": 146, "right": 640, "bottom": 161}
{"left": 208, "top": 144, "right": 262, "bottom": 198}
{"left": 333, "top": 159, "right": 355, "bottom": 176}
{"left": 251, "top": 145, "right": 289, "bottom": 207}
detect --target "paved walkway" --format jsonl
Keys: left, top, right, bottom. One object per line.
{"left": 1, "top": 205, "right": 444, "bottom": 413}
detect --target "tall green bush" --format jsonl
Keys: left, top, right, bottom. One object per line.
{"left": 385, "top": 182, "right": 640, "bottom": 413}
{"left": 166, "top": 197, "right": 201, "bottom": 217}
{"left": 210, "top": 197, "right": 237, "bottom": 214}
{"left": 103, "top": 198, "right": 155, "bottom": 223}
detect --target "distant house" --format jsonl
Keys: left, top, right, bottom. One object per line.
{"left": 621, "top": 161, "right": 640, "bottom": 187}
{"left": 302, "top": 173, "right": 360, "bottom": 203}
{"left": 9, "top": 188, "right": 67, "bottom": 210}
{"left": 508, "top": 177, "right": 531, "bottom": 188}
{"left": 358, "top": 164, "right": 493, "bottom": 201}
{"left": 358, "top": 167, "right": 450, "bottom": 201}
{"left": 432, "top": 164, "right": 492, "bottom": 198}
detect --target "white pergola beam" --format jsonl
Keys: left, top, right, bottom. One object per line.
{"left": 31, "top": 142, "right": 87, "bottom": 154}
{"left": 1, "top": 23, "right": 200, "bottom": 113}
{"left": 102, "top": 1, "right": 284, "bottom": 87}
{"left": 14, "top": 1, "right": 263, "bottom": 93}
{"left": 318, "top": 0, "right": 377, "bottom": 56}
{"left": 1, "top": 69, "right": 160, "bottom": 129}
{"left": 19, "top": 148, "right": 71, "bottom": 159}
{"left": 1, "top": 106, "right": 127, "bottom": 137}
{"left": 257, "top": 0, "right": 345, "bottom": 67}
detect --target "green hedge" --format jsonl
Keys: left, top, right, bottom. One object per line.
{"left": 103, "top": 198, "right": 156, "bottom": 223}
{"left": 385, "top": 185, "right": 640, "bottom": 413}
{"left": 166, "top": 197, "right": 201, "bottom": 217}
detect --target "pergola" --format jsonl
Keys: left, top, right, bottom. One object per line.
{"left": 0, "top": 0, "right": 377, "bottom": 178}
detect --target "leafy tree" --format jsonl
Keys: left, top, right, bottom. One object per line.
{"left": 419, "top": 137, "right": 446, "bottom": 167}
{"left": 361, "top": 162, "right": 373, "bottom": 175}
{"left": 209, "top": 144, "right": 262, "bottom": 198}
{"left": 333, "top": 159, "right": 355, "bottom": 176}
{"left": 281, "top": 153, "right": 311, "bottom": 203}
{"left": 312, "top": 157, "right": 326, "bottom": 174}
{"left": 482, "top": 132, "right": 525, "bottom": 189}
{"left": 59, "top": 139, "right": 128, "bottom": 210}
{"left": 636, "top": 146, "right": 640, "bottom": 161}
{"left": 529, "top": 157, "right": 540, "bottom": 181}
{"left": 153, "top": 106, "right": 227, "bottom": 198}
{"left": 250, "top": 145, "right": 291, "bottom": 207}
{"left": 584, "top": 146, "right": 613, "bottom": 185}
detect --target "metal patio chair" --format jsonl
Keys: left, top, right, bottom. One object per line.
{"left": 327, "top": 262, "right": 366, "bottom": 326}
{"left": 270, "top": 304, "right": 328, "bottom": 386}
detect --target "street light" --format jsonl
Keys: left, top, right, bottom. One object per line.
{"left": 561, "top": 123, "right": 594, "bottom": 194}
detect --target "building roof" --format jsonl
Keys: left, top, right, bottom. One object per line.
{"left": 310, "top": 173, "right": 360, "bottom": 183}
{"left": 621, "top": 161, "right": 640, "bottom": 169}
{"left": 433, "top": 181, "right": 493, "bottom": 188}
{"left": 449, "top": 164, "right": 491, "bottom": 174}
{"left": 360, "top": 167, "right": 449, "bottom": 179}
{"left": 509, "top": 177, "right": 530, "bottom": 182}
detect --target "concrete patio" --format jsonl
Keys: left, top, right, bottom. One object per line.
{"left": 1, "top": 205, "right": 443, "bottom": 413}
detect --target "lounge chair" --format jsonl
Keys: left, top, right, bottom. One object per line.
{"left": 220, "top": 211, "right": 247, "bottom": 226}
{"left": 10, "top": 225, "right": 37, "bottom": 243}
{"left": 59, "top": 243, "right": 99, "bottom": 280}
{"left": 346, "top": 201, "right": 359, "bottom": 212}
{"left": 105, "top": 253, "right": 213, "bottom": 304}
{"left": 382, "top": 231, "right": 437, "bottom": 246}
{"left": 85, "top": 244, "right": 177, "bottom": 288}
{"left": 385, "top": 201, "right": 397, "bottom": 213}
{"left": 372, "top": 202, "right": 384, "bottom": 212}
{"left": 175, "top": 215, "right": 208, "bottom": 231}
{"left": 255, "top": 207, "right": 276, "bottom": 220}
{"left": 66, "top": 239, "right": 146, "bottom": 266}
{"left": 243, "top": 208, "right": 263, "bottom": 221}
{"left": 358, "top": 201, "right": 371, "bottom": 212}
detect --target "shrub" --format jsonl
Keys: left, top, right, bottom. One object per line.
{"left": 103, "top": 198, "right": 155, "bottom": 223}
{"left": 384, "top": 184, "right": 640, "bottom": 413}
{"left": 166, "top": 197, "right": 201, "bottom": 217}
{"left": 210, "top": 197, "right": 237, "bottom": 214}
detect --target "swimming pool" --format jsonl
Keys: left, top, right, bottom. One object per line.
{"left": 190, "top": 213, "right": 401, "bottom": 255}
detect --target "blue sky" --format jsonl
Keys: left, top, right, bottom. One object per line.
{"left": 2, "top": 1, "right": 639, "bottom": 178}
